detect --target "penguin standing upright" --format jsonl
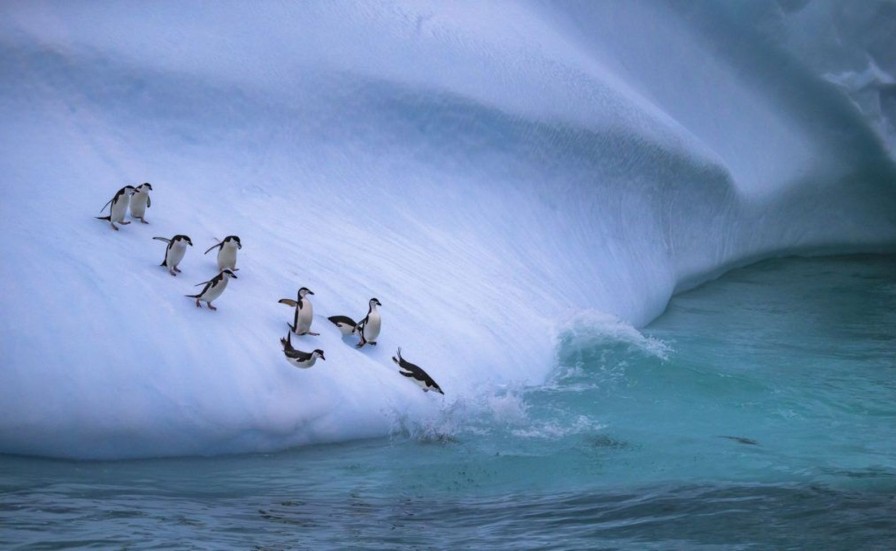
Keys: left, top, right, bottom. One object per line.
{"left": 129, "top": 182, "right": 153, "bottom": 223}
{"left": 279, "top": 287, "right": 319, "bottom": 336}
{"left": 392, "top": 348, "right": 444, "bottom": 394}
{"left": 280, "top": 332, "right": 325, "bottom": 369}
{"left": 153, "top": 234, "right": 193, "bottom": 276}
{"left": 96, "top": 185, "right": 136, "bottom": 230}
{"left": 186, "top": 269, "right": 237, "bottom": 310}
{"left": 356, "top": 298, "right": 382, "bottom": 348}
{"left": 204, "top": 235, "right": 242, "bottom": 271}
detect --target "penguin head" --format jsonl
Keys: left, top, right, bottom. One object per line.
{"left": 221, "top": 269, "right": 238, "bottom": 279}
{"left": 175, "top": 235, "right": 193, "bottom": 246}
{"left": 137, "top": 182, "right": 153, "bottom": 192}
{"left": 313, "top": 349, "right": 326, "bottom": 361}
{"left": 370, "top": 298, "right": 382, "bottom": 308}
{"left": 224, "top": 235, "right": 242, "bottom": 249}
{"left": 122, "top": 185, "right": 137, "bottom": 195}
{"left": 298, "top": 287, "right": 314, "bottom": 297}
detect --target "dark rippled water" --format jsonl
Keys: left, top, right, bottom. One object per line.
{"left": 2, "top": 255, "right": 895, "bottom": 549}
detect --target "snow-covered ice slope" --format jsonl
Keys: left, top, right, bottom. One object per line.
{"left": 1, "top": 0, "right": 895, "bottom": 459}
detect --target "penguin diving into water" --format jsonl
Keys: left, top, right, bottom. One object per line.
{"left": 204, "top": 235, "right": 242, "bottom": 271}
{"left": 280, "top": 332, "right": 325, "bottom": 369}
{"left": 153, "top": 234, "right": 193, "bottom": 276}
{"left": 392, "top": 348, "right": 444, "bottom": 395}
{"left": 279, "top": 287, "right": 319, "bottom": 336}
{"left": 96, "top": 185, "right": 136, "bottom": 230}
{"left": 129, "top": 182, "right": 153, "bottom": 223}
{"left": 186, "top": 269, "right": 237, "bottom": 310}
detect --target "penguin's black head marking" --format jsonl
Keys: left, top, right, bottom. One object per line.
{"left": 370, "top": 298, "right": 381, "bottom": 307}
{"left": 314, "top": 349, "right": 326, "bottom": 360}
{"left": 222, "top": 269, "right": 238, "bottom": 279}
{"left": 299, "top": 287, "right": 314, "bottom": 296}
{"left": 224, "top": 235, "right": 242, "bottom": 249}
{"left": 141, "top": 182, "right": 153, "bottom": 190}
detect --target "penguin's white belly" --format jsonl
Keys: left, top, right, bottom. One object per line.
{"left": 363, "top": 313, "right": 381, "bottom": 341}
{"left": 130, "top": 193, "right": 149, "bottom": 217}
{"left": 217, "top": 245, "right": 238, "bottom": 270}
{"left": 168, "top": 243, "right": 187, "bottom": 267}
{"left": 289, "top": 356, "right": 318, "bottom": 369}
{"left": 297, "top": 302, "right": 314, "bottom": 332}
{"left": 202, "top": 279, "right": 229, "bottom": 302}
{"left": 110, "top": 198, "right": 129, "bottom": 223}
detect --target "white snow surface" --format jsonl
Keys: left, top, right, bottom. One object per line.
{"left": 1, "top": 0, "right": 895, "bottom": 459}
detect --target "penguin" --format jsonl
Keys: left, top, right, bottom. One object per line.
{"left": 355, "top": 298, "right": 382, "bottom": 348}
{"left": 204, "top": 235, "right": 242, "bottom": 271}
{"left": 280, "top": 332, "right": 325, "bottom": 369}
{"left": 327, "top": 315, "right": 358, "bottom": 336}
{"left": 129, "top": 182, "right": 153, "bottom": 223}
{"left": 186, "top": 269, "right": 237, "bottom": 310}
{"left": 392, "top": 348, "right": 444, "bottom": 394}
{"left": 153, "top": 234, "right": 193, "bottom": 276}
{"left": 96, "top": 185, "right": 136, "bottom": 230}
{"left": 278, "top": 287, "right": 319, "bottom": 336}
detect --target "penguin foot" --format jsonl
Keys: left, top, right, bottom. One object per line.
{"left": 174, "top": 267, "right": 182, "bottom": 273}
{"left": 111, "top": 224, "right": 119, "bottom": 231}
{"left": 139, "top": 218, "right": 148, "bottom": 224}
{"left": 208, "top": 303, "right": 218, "bottom": 311}
{"left": 169, "top": 270, "right": 177, "bottom": 276}
{"left": 121, "top": 221, "right": 131, "bottom": 225}
{"left": 195, "top": 299, "right": 201, "bottom": 308}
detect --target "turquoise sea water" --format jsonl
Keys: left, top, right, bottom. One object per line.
{"left": 2, "top": 254, "right": 894, "bottom": 549}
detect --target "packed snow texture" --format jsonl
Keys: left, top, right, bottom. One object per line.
{"left": 1, "top": 0, "right": 895, "bottom": 459}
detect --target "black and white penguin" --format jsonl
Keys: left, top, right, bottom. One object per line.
{"left": 96, "top": 185, "right": 137, "bottom": 230}
{"left": 130, "top": 182, "right": 153, "bottom": 223}
{"left": 327, "top": 315, "right": 358, "bottom": 336}
{"left": 355, "top": 298, "right": 382, "bottom": 348}
{"left": 204, "top": 235, "right": 242, "bottom": 271}
{"left": 392, "top": 348, "right": 444, "bottom": 395}
{"left": 279, "top": 287, "right": 318, "bottom": 336}
{"left": 153, "top": 234, "right": 193, "bottom": 276}
{"left": 186, "top": 269, "right": 237, "bottom": 310}
{"left": 280, "top": 332, "right": 325, "bottom": 369}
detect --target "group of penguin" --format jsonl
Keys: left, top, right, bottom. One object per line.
{"left": 96, "top": 183, "right": 445, "bottom": 395}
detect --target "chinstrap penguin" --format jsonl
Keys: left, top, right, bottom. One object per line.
{"left": 327, "top": 315, "right": 358, "bottom": 336}
{"left": 280, "top": 332, "right": 325, "bottom": 369}
{"left": 355, "top": 298, "right": 382, "bottom": 348}
{"left": 153, "top": 234, "right": 193, "bottom": 276}
{"left": 96, "top": 185, "right": 137, "bottom": 230}
{"left": 279, "top": 287, "right": 319, "bottom": 336}
{"left": 392, "top": 348, "right": 444, "bottom": 394}
{"left": 204, "top": 235, "right": 242, "bottom": 271}
{"left": 186, "top": 269, "right": 237, "bottom": 310}
{"left": 129, "top": 182, "right": 153, "bottom": 223}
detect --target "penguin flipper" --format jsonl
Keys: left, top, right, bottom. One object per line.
{"left": 279, "top": 299, "right": 299, "bottom": 307}
{"left": 153, "top": 236, "right": 171, "bottom": 243}
{"left": 99, "top": 198, "right": 113, "bottom": 213}
{"left": 194, "top": 279, "right": 212, "bottom": 287}
{"left": 203, "top": 241, "right": 222, "bottom": 255}
{"left": 147, "top": 196, "right": 151, "bottom": 208}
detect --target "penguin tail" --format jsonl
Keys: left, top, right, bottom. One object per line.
{"left": 160, "top": 260, "right": 167, "bottom": 267}
{"left": 96, "top": 215, "right": 111, "bottom": 221}
{"left": 185, "top": 293, "right": 200, "bottom": 299}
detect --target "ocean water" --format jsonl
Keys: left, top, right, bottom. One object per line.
{"left": 3, "top": 254, "right": 894, "bottom": 549}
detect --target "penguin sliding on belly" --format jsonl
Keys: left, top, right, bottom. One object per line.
{"left": 129, "top": 182, "right": 152, "bottom": 223}
{"left": 96, "top": 185, "right": 136, "bottom": 230}
{"left": 392, "top": 348, "right": 444, "bottom": 395}
{"left": 153, "top": 234, "right": 192, "bottom": 276}
{"left": 186, "top": 269, "right": 237, "bottom": 310}
{"left": 280, "top": 332, "right": 325, "bottom": 369}
{"left": 204, "top": 235, "right": 241, "bottom": 271}
{"left": 279, "top": 286, "right": 319, "bottom": 336}
{"left": 328, "top": 298, "right": 381, "bottom": 348}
